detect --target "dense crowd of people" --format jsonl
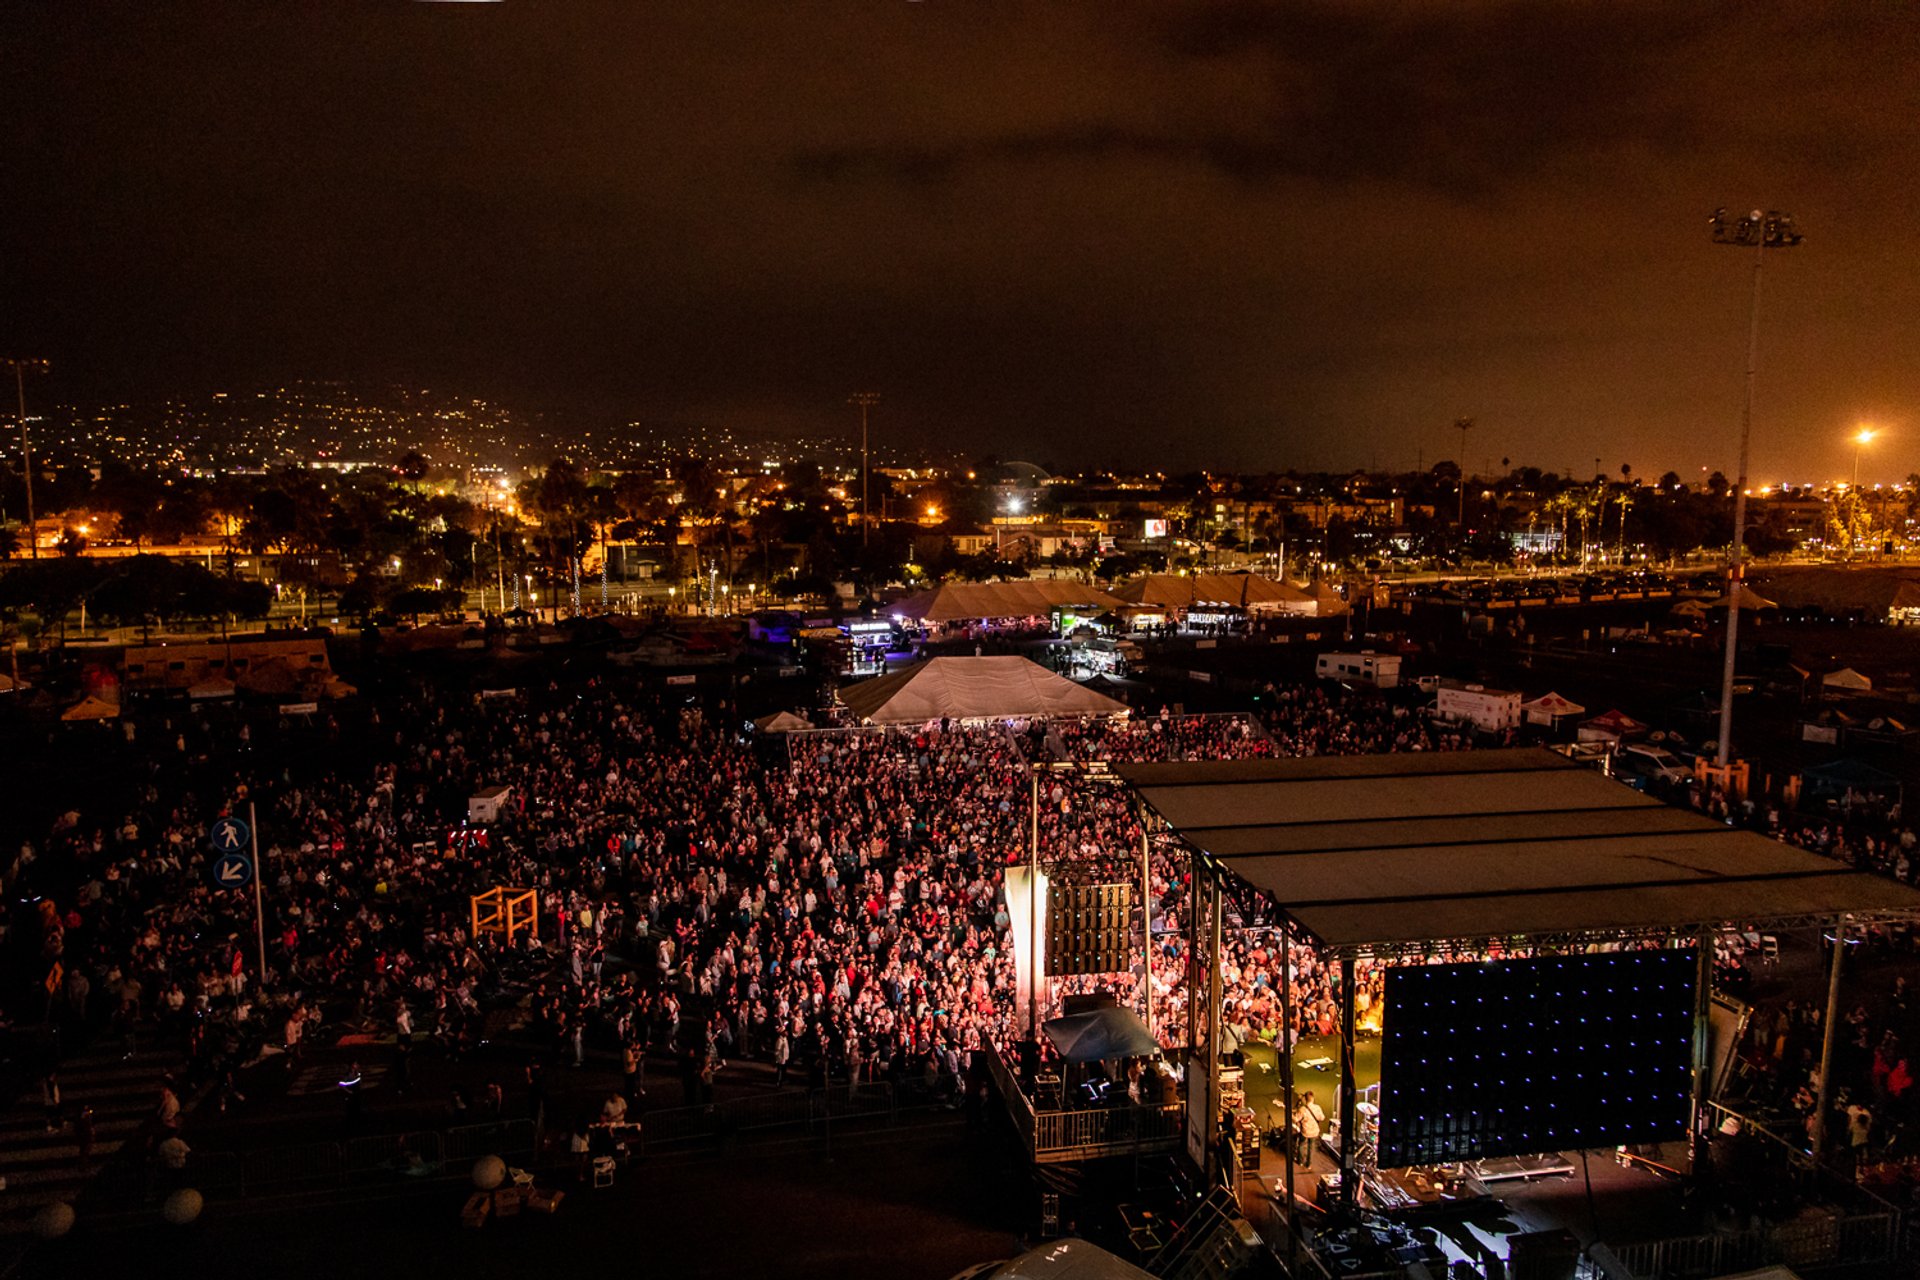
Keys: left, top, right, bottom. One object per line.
{"left": 1050, "top": 713, "right": 1274, "bottom": 765}
{"left": 16, "top": 653, "right": 1920, "bottom": 1205}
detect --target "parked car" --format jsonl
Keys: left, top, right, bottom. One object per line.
{"left": 1610, "top": 744, "right": 1690, "bottom": 785}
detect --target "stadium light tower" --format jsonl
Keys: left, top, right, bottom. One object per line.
{"left": 1709, "top": 208, "right": 1803, "bottom": 768}
{"left": 1453, "top": 418, "right": 1474, "bottom": 528}
{"left": 850, "top": 392, "right": 879, "bottom": 547}
{"left": 3, "top": 359, "right": 49, "bottom": 560}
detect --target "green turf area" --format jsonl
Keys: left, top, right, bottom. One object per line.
{"left": 1238, "top": 1033, "right": 1382, "bottom": 1130}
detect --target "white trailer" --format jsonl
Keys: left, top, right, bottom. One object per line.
{"left": 1434, "top": 681, "right": 1522, "bottom": 734}
{"left": 1316, "top": 651, "right": 1402, "bottom": 688}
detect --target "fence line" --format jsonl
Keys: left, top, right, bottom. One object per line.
{"left": 88, "top": 1119, "right": 537, "bottom": 1211}
{"left": 1594, "top": 1211, "right": 1900, "bottom": 1279}
{"left": 636, "top": 1083, "right": 900, "bottom": 1152}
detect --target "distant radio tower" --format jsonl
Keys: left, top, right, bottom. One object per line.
{"left": 850, "top": 392, "right": 879, "bottom": 546}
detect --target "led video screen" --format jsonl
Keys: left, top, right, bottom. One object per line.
{"left": 1376, "top": 949, "right": 1696, "bottom": 1167}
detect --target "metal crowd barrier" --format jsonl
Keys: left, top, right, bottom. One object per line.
{"left": 89, "top": 1119, "right": 538, "bottom": 1209}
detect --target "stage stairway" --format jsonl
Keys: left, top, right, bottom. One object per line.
{"left": 1151, "top": 1186, "right": 1263, "bottom": 1280}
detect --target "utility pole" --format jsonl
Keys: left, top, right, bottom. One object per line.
{"left": 1453, "top": 418, "right": 1474, "bottom": 528}
{"left": 6, "top": 359, "right": 48, "bottom": 560}
{"left": 1710, "top": 207, "right": 1803, "bottom": 768}
{"left": 850, "top": 392, "right": 879, "bottom": 547}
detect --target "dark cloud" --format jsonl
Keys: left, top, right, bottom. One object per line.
{"left": 798, "top": 4, "right": 1711, "bottom": 196}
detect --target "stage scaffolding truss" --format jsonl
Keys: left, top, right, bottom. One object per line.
{"left": 1115, "top": 747, "right": 1920, "bottom": 1254}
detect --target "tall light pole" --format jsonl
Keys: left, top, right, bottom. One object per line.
{"left": 1710, "top": 207, "right": 1803, "bottom": 768}
{"left": 1848, "top": 428, "right": 1878, "bottom": 562}
{"left": 850, "top": 392, "right": 879, "bottom": 547}
{"left": 5, "top": 359, "right": 48, "bottom": 560}
{"left": 1454, "top": 418, "right": 1474, "bottom": 529}
{"left": 1852, "top": 426, "right": 1876, "bottom": 491}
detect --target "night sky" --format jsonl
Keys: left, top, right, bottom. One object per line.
{"left": 3, "top": 2, "right": 1917, "bottom": 478}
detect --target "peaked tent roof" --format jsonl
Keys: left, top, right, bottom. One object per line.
{"left": 1708, "top": 585, "right": 1779, "bottom": 610}
{"left": 1521, "top": 691, "right": 1586, "bottom": 717}
{"left": 1111, "top": 573, "right": 1313, "bottom": 610}
{"left": 753, "top": 710, "right": 812, "bottom": 733}
{"left": 1821, "top": 667, "right": 1874, "bottom": 690}
{"left": 61, "top": 695, "right": 119, "bottom": 721}
{"left": 891, "top": 580, "right": 1122, "bottom": 623}
{"left": 1580, "top": 708, "right": 1648, "bottom": 735}
{"left": 838, "top": 655, "right": 1129, "bottom": 724}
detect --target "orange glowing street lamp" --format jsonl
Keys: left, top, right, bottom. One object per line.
{"left": 1853, "top": 426, "right": 1877, "bottom": 490}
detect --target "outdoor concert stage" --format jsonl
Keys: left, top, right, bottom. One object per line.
{"left": 1106, "top": 747, "right": 1920, "bottom": 1277}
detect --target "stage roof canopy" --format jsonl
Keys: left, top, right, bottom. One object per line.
{"left": 1118, "top": 748, "right": 1920, "bottom": 955}
{"left": 891, "top": 580, "right": 1122, "bottom": 623}
{"left": 1111, "top": 572, "right": 1314, "bottom": 612}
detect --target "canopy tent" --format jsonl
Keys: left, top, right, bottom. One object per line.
{"left": 752, "top": 710, "right": 812, "bottom": 733}
{"left": 891, "top": 580, "right": 1122, "bottom": 625}
{"left": 61, "top": 695, "right": 119, "bottom": 721}
{"left": 1800, "top": 758, "right": 1903, "bottom": 804}
{"left": 1111, "top": 573, "right": 1316, "bottom": 615}
{"left": 188, "top": 678, "right": 236, "bottom": 701}
{"left": 1708, "top": 585, "right": 1779, "bottom": 611}
{"left": 838, "top": 655, "right": 1128, "bottom": 725}
{"left": 1892, "top": 581, "right": 1920, "bottom": 613}
{"left": 1311, "top": 580, "right": 1350, "bottom": 617}
{"left": 0, "top": 673, "right": 26, "bottom": 694}
{"left": 1669, "top": 599, "right": 1709, "bottom": 619}
{"left": 1577, "top": 708, "right": 1649, "bottom": 742}
{"left": 1521, "top": 691, "right": 1586, "bottom": 726}
{"left": 1821, "top": 667, "right": 1873, "bottom": 692}
{"left": 1042, "top": 1007, "right": 1160, "bottom": 1062}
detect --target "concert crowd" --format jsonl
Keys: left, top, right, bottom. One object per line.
{"left": 14, "top": 664, "right": 1920, "bottom": 1190}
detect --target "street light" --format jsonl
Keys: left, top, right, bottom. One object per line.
{"left": 1853, "top": 427, "right": 1876, "bottom": 490}
{"left": 1709, "top": 207, "right": 1804, "bottom": 768}
{"left": 3, "top": 359, "right": 49, "bottom": 560}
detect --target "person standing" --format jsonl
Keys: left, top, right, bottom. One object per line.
{"left": 40, "top": 1072, "right": 61, "bottom": 1135}
{"left": 622, "top": 1040, "right": 643, "bottom": 1101}
{"left": 1293, "top": 1090, "right": 1325, "bottom": 1169}
{"left": 1848, "top": 1103, "right": 1874, "bottom": 1178}
{"left": 773, "top": 1028, "right": 791, "bottom": 1088}
{"left": 73, "top": 1105, "right": 96, "bottom": 1171}
{"left": 526, "top": 1060, "right": 548, "bottom": 1130}
{"left": 155, "top": 1078, "right": 181, "bottom": 1136}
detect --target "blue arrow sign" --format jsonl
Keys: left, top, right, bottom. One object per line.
{"left": 208, "top": 817, "right": 251, "bottom": 855}
{"left": 210, "top": 850, "right": 255, "bottom": 890}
